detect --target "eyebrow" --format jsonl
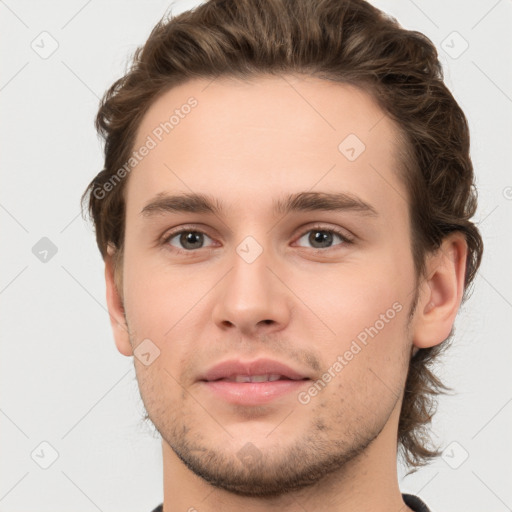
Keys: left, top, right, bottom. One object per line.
{"left": 140, "top": 191, "right": 379, "bottom": 218}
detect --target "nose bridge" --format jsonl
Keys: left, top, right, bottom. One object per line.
{"left": 211, "top": 233, "right": 290, "bottom": 333}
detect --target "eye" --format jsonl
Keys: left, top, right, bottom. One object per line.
{"left": 161, "top": 225, "right": 353, "bottom": 255}
{"left": 295, "top": 226, "right": 352, "bottom": 250}
{"left": 164, "top": 229, "right": 215, "bottom": 252}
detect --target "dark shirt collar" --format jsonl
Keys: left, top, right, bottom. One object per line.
{"left": 402, "top": 493, "right": 432, "bottom": 512}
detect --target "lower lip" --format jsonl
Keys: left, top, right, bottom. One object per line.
{"left": 201, "top": 379, "right": 310, "bottom": 405}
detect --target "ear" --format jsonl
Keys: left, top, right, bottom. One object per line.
{"left": 104, "top": 247, "right": 133, "bottom": 356}
{"left": 412, "top": 232, "right": 468, "bottom": 350}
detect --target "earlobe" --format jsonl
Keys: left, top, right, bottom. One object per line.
{"left": 104, "top": 250, "right": 133, "bottom": 357}
{"left": 412, "top": 233, "right": 468, "bottom": 350}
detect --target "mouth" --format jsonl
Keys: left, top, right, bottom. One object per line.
{"left": 199, "top": 357, "right": 311, "bottom": 382}
{"left": 210, "top": 374, "right": 306, "bottom": 383}
{"left": 198, "top": 358, "right": 312, "bottom": 405}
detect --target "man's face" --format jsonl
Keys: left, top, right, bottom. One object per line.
{"left": 117, "top": 75, "right": 419, "bottom": 496}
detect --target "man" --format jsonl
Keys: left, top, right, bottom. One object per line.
{"left": 82, "top": 0, "right": 483, "bottom": 510}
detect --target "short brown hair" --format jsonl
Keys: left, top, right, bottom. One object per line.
{"left": 81, "top": 0, "right": 483, "bottom": 469}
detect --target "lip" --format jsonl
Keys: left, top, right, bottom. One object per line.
{"left": 199, "top": 358, "right": 310, "bottom": 382}
{"left": 202, "top": 380, "right": 310, "bottom": 405}
{"left": 198, "top": 358, "right": 311, "bottom": 406}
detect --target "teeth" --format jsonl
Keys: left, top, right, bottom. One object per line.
{"left": 225, "top": 374, "right": 284, "bottom": 383}
{"left": 250, "top": 374, "right": 271, "bottom": 383}
{"left": 234, "top": 375, "right": 252, "bottom": 383}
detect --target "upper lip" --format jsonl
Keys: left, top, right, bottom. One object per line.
{"left": 199, "top": 358, "right": 311, "bottom": 382}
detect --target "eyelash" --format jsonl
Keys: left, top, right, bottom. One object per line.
{"left": 161, "top": 224, "right": 354, "bottom": 256}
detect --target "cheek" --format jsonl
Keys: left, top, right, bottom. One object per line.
{"left": 122, "top": 248, "right": 200, "bottom": 341}
{"left": 300, "top": 252, "right": 411, "bottom": 338}
{"left": 328, "top": 260, "right": 413, "bottom": 393}
{"left": 299, "top": 256, "right": 414, "bottom": 398}
{"left": 309, "top": 274, "right": 411, "bottom": 424}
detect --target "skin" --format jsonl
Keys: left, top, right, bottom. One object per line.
{"left": 104, "top": 75, "right": 467, "bottom": 512}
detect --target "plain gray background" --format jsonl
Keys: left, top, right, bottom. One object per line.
{"left": 1, "top": 1, "right": 511, "bottom": 511}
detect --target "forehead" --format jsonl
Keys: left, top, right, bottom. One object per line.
{"left": 126, "top": 75, "right": 407, "bottom": 221}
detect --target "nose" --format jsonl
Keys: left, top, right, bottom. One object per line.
{"left": 211, "top": 243, "right": 292, "bottom": 337}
